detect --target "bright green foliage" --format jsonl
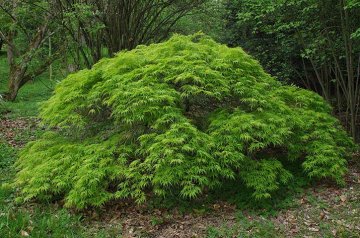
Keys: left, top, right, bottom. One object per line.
{"left": 14, "top": 34, "right": 353, "bottom": 208}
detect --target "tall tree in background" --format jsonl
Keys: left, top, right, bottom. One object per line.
{"left": 0, "top": 0, "right": 208, "bottom": 100}
{"left": 0, "top": 0, "right": 63, "bottom": 101}
{"left": 224, "top": 0, "right": 360, "bottom": 140}
{"left": 55, "top": 0, "right": 208, "bottom": 68}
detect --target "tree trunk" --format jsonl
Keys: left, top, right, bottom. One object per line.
{"left": 5, "top": 79, "right": 20, "bottom": 102}
{"left": 4, "top": 67, "right": 27, "bottom": 101}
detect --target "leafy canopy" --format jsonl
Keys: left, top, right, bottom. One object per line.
{"left": 14, "top": 34, "right": 353, "bottom": 208}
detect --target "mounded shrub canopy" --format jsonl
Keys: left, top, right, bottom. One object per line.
{"left": 15, "top": 34, "right": 353, "bottom": 208}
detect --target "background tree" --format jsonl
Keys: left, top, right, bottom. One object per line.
{"left": 224, "top": 0, "right": 360, "bottom": 141}
{"left": 0, "top": 0, "right": 209, "bottom": 101}
{"left": 0, "top": 0, "right": 64, "bottom": 101}
{"left": 54, "top": 0, "right": 209, "bottom": 68}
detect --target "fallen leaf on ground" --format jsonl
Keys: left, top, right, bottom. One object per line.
{"left": 308, "top": 227, "right": 319, "bottom": 232}
{"left": 20, "top": 230, "right": 29, "bottom": 237}
{"left": 340, "top": 195, "right": 347, "bottom": 202}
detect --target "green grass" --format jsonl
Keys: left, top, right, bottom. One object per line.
{"left": 206, "top": 212, "right": 281, "bottom": 238}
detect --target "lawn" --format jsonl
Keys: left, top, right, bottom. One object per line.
{"left": 0, "top": 52, "right": 360, "bottom": 238}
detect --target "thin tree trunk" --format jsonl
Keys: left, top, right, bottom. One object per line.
{"left": 5, "top": 67, "right": 27, "bottom": 101}
{"left": 341, "top": 0, "right": 357, "bottom": 140}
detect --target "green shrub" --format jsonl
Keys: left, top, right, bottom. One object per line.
{"left": 14, "top": 34, "right": 353, "bottom": 208}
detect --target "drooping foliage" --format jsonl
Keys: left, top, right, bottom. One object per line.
{"left": 14, "top": 34, "right": 353, "bottom": 208}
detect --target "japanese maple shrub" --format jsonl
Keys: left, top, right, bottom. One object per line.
{"left": 14, "top": 34, "right": 353, "bottom": 208}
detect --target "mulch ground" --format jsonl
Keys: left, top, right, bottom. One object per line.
{"left": 0, "top": 117, "right": 40, "bottom": 147}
